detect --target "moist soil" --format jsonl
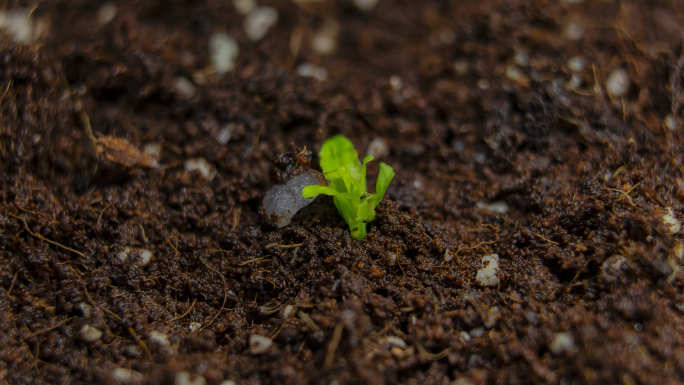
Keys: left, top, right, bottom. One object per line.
{"left": 2, "top": 0, "right": 684, "bottom": 384}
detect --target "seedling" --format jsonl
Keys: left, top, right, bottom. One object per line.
{"left": 302, "top": 135, "right": 394, "bottom": 240}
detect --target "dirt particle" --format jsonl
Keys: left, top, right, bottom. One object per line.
{"left": 209, "top": 33, "right": 239, "bottom": 74}
{"left": 184, "top": 158, "right": 216, "bottom": 181}
{"left": 606, "top": 68, "right": 630, "bottom": 97}
{"left": 80, "top": 325, "right": 102, "bottom": 342}
{"left": 112, "top": 368, "right": 143, "bottom": 384}
{"left": 297, "top": 63, "right": 328, "bottom": 81}
{"left": 475, "top": 254, "right": 500, "bottom": 287}
{"left": 233, "top": 0, "right": 256, "bottom": 16}
{"left": 549, "top": 332, "right": 576, "bottom": 354}
{"left": 243, "top": 7, "right": 278, "bottom": 42}
{"left": 662, "top": 208, "right": 680, "bottom": 234}
{"left": 601, "top": 255, "right": 627, "bottom": 283}
{"left": 366, "top": 138, "right": 389, "bottom": 159}
{"left": 249, "top": 335, "right": 273, "bottom": 355}
{"left": 175, "top": 372, "right": 205, "bottom": 385}
{"left": 98, "top": 3, "right": 117, "bottom": 25}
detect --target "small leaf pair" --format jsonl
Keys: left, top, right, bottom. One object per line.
{"left": 303, "top": 135, "right": 394, "bottom": 240}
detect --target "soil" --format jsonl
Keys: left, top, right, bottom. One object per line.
{"left": 2, "top": 0, "right": 684, "bottom": 384}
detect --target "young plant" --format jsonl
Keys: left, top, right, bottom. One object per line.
{"left": 302, "top": 135, "right": 394, "bottom": 240}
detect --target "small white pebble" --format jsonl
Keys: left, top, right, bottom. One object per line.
{"left": 249, "top": 335, "right": 273, "bottom": 354}
{"left": 175, "top": 372, "right": 205, "bottom": 385}
{"left": 98, "top": 3, "right": 117, "bottom": 25}
{"left": 606, "top": 68, "right": 629, "bottom": 97}
{"left": 80, "top": 325, "right": 102, "bottom": 342}
{"left": 233, "top": 0, "right": 257, "bottom": 16}
{"left": 149, "top": 331, "right": 170, "bottom": 346}
{"left": 219, "top": 381, "right": 236, "bottom": 385}
{"left": 459, "top": 331, "right": 471, "bottom": 341}
{"left": 665, "top": 114, "right": 677, "bottom": 131}
{"left": 296, "top": 63, "right": 328, "bottom": 81}
{"left": 601, "top": 255, "right": 627, "bottom": 283}
{"left": 564, "top": 22, "right": 584, "bottom": 40}
{"left": 453, "top": 60, "right": 468, "bottom": 76}
{"left": 387, "top": 252, "right": 397, "bottom": 266}
{"left": 506, "top": 66, "right": 526, "bottom": 82}
{"left": 663, "top": 207, "right": 681, "bottom": 234}
{"left": 475, "top": 254, "right": 499, "bottom": 287}
{"left": 311, "top": 21, "right": 339, "bottom": 56}
{"left": 184, "top": 158, "right": 216, "bottom": 181}
{"left": 484, "top": 306, "right": 500, "bottom": 328}
{"left": 549, "top": 332, "right": 575, "bottom": 354}
{"left": 112, "top": 368, "right": 143, "bottom": 384}
{"left": 209, "top": 33, "right": 239, "bottom": 74}
{"left": 283, "top": 305, "right": 296, "bottom": 319}
{"left": 143, "top": 143, "right": 162, "bottom": 160}
{"left": 567, "top": 56, "right": 585, "bottom": 72}
{"left": 514, "top": 51, "right": 529, "bottom": 67}
{"left": 366, "top": 138, "right": 389, "bottom": 158}
{"left": 244, "top": 7, "right": 278, "bottom": 42}
{"left": 476, "top": 201, "right": 509, "bottom": 214}
{"left": 379, "top": 336, "right": 407, "bottom": 349}
{"left": 444, "top": 248, "right": 453, "bottom": 262}
{"left": 173, "top": 77, "right": 196, "bottom": 99}
{"left": 389, "top": 75, "right": 403, "bottom": 91}
{"left": 117, "top": 247, "right": 131, "bottom": 262}
{"left": 566, "top": 73, "right": 582, "bottom": 90}
{"left": 138, "top": 249, "right": 153, "bottom": 266}
{"left": 189, "top": 322, "right": 202, "bottom": 332}
{"left": 412, "top": 179, "right": 423, "bottom": 189}
{"left": 78, "top": 302, "right": 92, "bottom": 317}
{"left": 477, "top": 79, "right": 490, "bottom": 90}
{"left": 0, "top": 8, "right": 48, "bottom": 43}
{"left": 311, "top": 33, "right": 337, "bottom": 55}
{"left": 217, "top": 125, "right": 232, "bottom": 144}
{"left": 469, "top": 327, "right": 485, "bottom": 337}
{"left": 352, "top": 0, "right": 380, "bottom": 11}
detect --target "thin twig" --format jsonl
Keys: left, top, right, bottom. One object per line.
{"left": 297, "top": 311, "right": 320, "bottom": 331}
{"left": 7, "top": 271, "right": 18, "bottom": 295}
{"left": 533, "top": 233, "right": 558, "bottom": 245}
{"left": 414, "top": 341, "right": 451, "bottom": 360}
{"left": 127, "top": 327, "right": 153, "bottom": 361}
{"left": 168, "top": 298, "right": 197, "bottom": 322}
{"left": 8, "top": 213, "right": 85, "bottom": 257}
{"left": 324, "top": 322, "right": 344, "bottom": 368}
{"left": 26, "top": 317, "right": 69, "bottom": 338}
{"left": 200, "top": 259, "right": 227, "bottom": 330}
{"left": 265, "top": 243, "right": 304, "bottom": 249}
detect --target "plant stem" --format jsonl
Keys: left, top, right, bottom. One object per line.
{"left": 350, "top": 220, "right": 367, "bottom": 240}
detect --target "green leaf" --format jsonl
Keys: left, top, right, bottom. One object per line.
{"left": 370, "top": 162, "right": 395, "bottom": 209}
{"left": 302, "top": 185, "right": 338, "bottom": 198}
{"left": 302, "top": 135, "right": 395, "bottom": 240}
{"left": 319, "top": 135, "right": 361, "bottom": 193}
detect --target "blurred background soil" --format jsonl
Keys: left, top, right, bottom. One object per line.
{"left": 1, "top": 0, "right": 684, "bottom": 384}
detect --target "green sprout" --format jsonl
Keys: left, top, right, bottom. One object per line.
{"left": 302, "top": 135, "right": 395, "bottom": 240}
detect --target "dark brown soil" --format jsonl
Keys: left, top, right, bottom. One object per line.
{"left": 2, "top": 0, "right": 684, "bottom": 384}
